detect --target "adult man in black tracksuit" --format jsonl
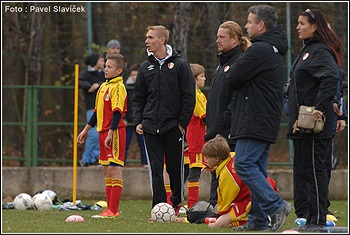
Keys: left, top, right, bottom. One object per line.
{"left": 133, "top": 25, "right": 195, "bottom": 215}
{"left": 205, "top": 21, "right": 251, "bottom": 206}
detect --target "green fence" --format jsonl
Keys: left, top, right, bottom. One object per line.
{"left": 2, "top": 85, "right": 293, "bottom": 168}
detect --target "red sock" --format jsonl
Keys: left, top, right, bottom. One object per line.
{"left": 187, "top": 181, "right": 199, "bottom": 208}
{"left": 109, "top": 178, "right": 123, "bottom": 213}
{"left": 165, "top": 184, "right": 172, "bottom": 205}
{"left": 105, "top": 178, "right": 112, "bottom": 209}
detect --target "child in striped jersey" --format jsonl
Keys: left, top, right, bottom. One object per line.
{"left": 77, "top": 54, "right": 128, "bottom": 218}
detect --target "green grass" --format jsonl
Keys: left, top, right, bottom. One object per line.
{"left": 2, "top": 200, "right": 348, "bottom": 233}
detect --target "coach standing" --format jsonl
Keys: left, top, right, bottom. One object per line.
{"left": 133, "top": 25, "right": 195, "bottom": 214}
{"left": 227, "top": 5, "right": 290, "bottom": 232}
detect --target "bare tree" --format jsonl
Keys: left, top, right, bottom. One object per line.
{"left": 172, "top": 2, "right": 192, "bottom": 59}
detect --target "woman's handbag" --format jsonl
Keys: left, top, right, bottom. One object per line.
{"left": 289, "top": 52, "right": 325, "bottom": 134}
{"left": 295, "top": 105, "right": 325, "bottom": 133}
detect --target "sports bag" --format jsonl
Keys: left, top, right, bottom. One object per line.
{"left": 186, "top": 201, "right": 218, "bottom": 224}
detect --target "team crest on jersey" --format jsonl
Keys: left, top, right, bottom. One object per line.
{"left": 104, "top": 93, "right": 110, "bottom": 101}
{"left": 303, "top": 52, "right": 309, "bottom": 60}
{"left": 168, "top": 62, "right": 174, "bottom": 69}
{"left": 224, "top": 66, "right": 230, "bottom": 72}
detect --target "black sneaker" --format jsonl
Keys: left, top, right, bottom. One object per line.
{"left": 231, "top": 222, "right": 268, "bottom": 231}
{"left": 270, "top": 202, "right": 292, "bottom": 232}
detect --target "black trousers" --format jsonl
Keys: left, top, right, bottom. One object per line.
{"left": 144, "top": 126, "right": 184, "bottom": 208}
{"left": 293, "top": 138, "right": 329, "bottom": 226}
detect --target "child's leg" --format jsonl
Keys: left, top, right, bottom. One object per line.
{"left": 104, "top": 177, "right": 112, "bottom": 209}
{"left": 109, "top": 165, "right": 123, "bottom": 214}
{"left": 187, "top": 167, "right": 201, "bottom": 208}
{"left": 163, "top": 167, "right": 172, "bottom": 205}
{"left": 95, "top": 166, "right": 110, "bottom": 217}
{"left": 187, "top": 152, "right": 203, "bottom": 208}
{"left": 229, "top": 201, "right": 250, "bottom": 227}
{"left": 208, "top": 213, "right": 231, "bottom": 228}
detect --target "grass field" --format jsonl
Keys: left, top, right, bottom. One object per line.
{"left": 2, "top": 200, "right": 348, "bottom": 233}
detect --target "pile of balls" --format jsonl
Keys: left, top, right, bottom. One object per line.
{"left": 13, "top": 190, "right": 57, "bottom": 211}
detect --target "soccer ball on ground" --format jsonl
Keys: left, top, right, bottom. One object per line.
{"left": 32, "top": 193, "right": 53, "bottom": 210}
{"left": 41, "top": 189, "right": 60, "bottom": 205}
{"left": 13, "top": 193, "right": 33, "bottom": 210}
{"left": 151, "top": 202, "right": 176, "bottom": 222}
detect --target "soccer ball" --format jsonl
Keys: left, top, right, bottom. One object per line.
{"left": 13, "top": 193, "right": 33, "bottom": 210}
{"left": 150, "top": 202, "right": 176, "bottom": 222}
{"left": 32, "top": 193, "right": 53, "bottom": 210}
{"left": 41, "top": 189, "right": 59, "bottom": 204}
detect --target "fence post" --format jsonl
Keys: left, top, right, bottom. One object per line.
{"left": 25, "top": 87, "right": 33, "bottom": 167}
{"left": 32, "top": 86, "right": 39, "bottom": 166}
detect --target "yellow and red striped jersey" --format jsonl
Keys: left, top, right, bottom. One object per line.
{"left": 94, "top": 76, "right": 127, "bottom": 132}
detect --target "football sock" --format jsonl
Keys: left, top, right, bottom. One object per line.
{"left": 105, "top": 178, "right": 112, "bottom": 209}
{"left": 110, "top": 178, "right": 123, "bottom": 214}
{"left": 165, "top": 184, "right": 172, "bottom": 205}
{"left": 187, "top": 181, "right": 199, "bottom": 208}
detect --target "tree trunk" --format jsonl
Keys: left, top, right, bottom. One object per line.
{"left": 172, "top": 2, "right": 191, "bottom": 59}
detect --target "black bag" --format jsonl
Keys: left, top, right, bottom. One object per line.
{"left": 186, "top": 201, "right": 219, "bottom": 224}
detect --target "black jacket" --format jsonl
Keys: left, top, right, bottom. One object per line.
{"left": 79, "top": 68, "right": 105, "bottom": 110}
{"left": 226, "top": 25, "right": 288, "bottom": 143}
{"left": 286, "top": 37, "right": 338, "bottom": 139}
{"left": 133, "top": 48, "right": 195, "bottom": 135}
{"left": 125, "top": 82, "right": 135, "bottom": 124}
{"left": 205, "top": 46, "right": 243, "bottom": 142}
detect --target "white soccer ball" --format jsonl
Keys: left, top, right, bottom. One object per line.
{"left": 41, "top": 189, "right": 57, "bottom": 204}
{"left": 32, "top": 193, "right": 53, "bottom": 210}
{"left": 13, "top": 193, "right": 33, "bottom": 210}
{"left": 150, "top": 202, "right": 176, "bottom": 222}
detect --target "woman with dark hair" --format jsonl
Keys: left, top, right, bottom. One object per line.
{"left": 285, "top": 8, "right": 343, "bottom": 231}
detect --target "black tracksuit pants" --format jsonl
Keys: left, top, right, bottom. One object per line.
{"left": 293, "top": 138, "right": 330, "bottom": 226}
{"left": 144, "top": 126, "right": 184, "bottom": 208}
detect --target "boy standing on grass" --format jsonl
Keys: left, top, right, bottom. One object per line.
{"left": 185, "top": 63, "right": 207, "bottom": 209}
{"left": 77, "top": 54, "right": 128, "bottom": 218}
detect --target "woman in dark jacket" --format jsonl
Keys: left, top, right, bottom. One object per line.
{"left": 285, "top": 9, "right": 343, "bottom": 231}
{"left": 78, "top": 53, "right": 105, "bottom": 166}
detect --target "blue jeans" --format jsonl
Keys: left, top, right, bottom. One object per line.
{"left": 125, "top": 126, "right": 147, "bottom": 165}
{"left": 234, "top": 138, "right": 285, "bottom": 228}
{"left": 81, "top": 109, "right": 100, "bottom": 165}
